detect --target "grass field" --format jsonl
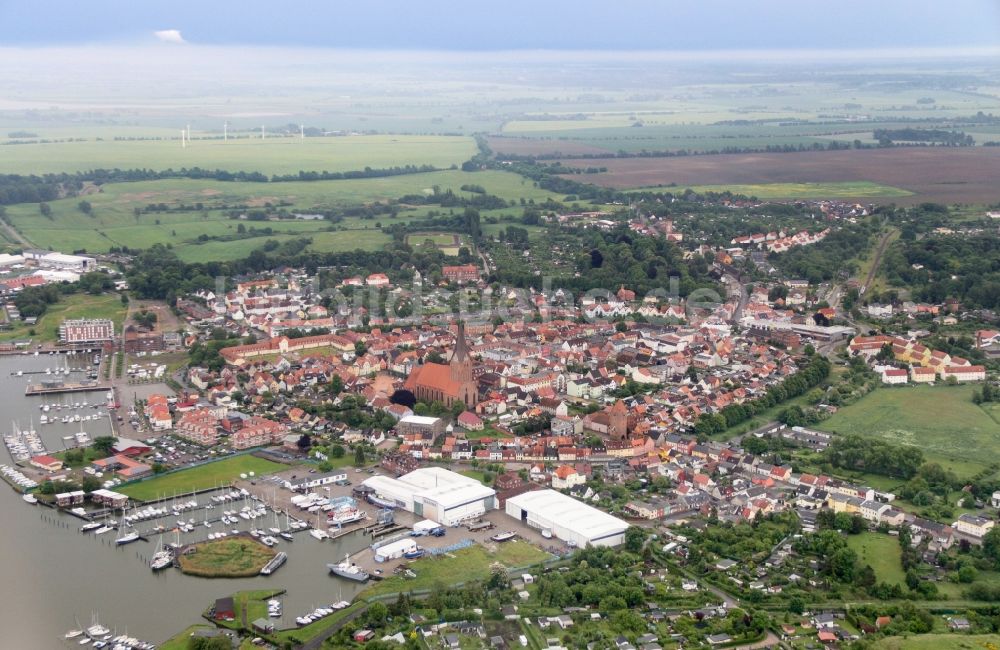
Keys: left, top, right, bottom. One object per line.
{"left": 846, "top": 532, "right": 905, "bottom": 585}
{"left": 4, "top": 170, "right": 559, "bottom": 259}
{"left": 178, "top": 537, "right": 276, "bottom": 578}
{"left": 627, "top": 181, "right": 913, "bottom": 199}
{"left": 159, "top": 625, "right": 219, "bottom": 650}
{"left": 120, "top": 455, "right": 286, "bottom": 501}
{"left": 871, "top": 634, "right": 1000, "bottom": 649}
{"left": 361, "top": 541, "right": 552, "bottom": 599}
{"left": 0, "top": 134, "right": 477, "bottom": 175}
{"left": 0, "top": 292, "right": 126, "bottom": 343}
{"left": 816, "top": 385, "right": 1000, "bottom": 477}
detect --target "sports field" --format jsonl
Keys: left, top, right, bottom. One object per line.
{"left": 817, "top": 385, "right": 1000, "bottom": 476}
{"left": 120, "top": 455, "right": 286, "bottom": 502}
{"left": 846, "top": 533, "right": 905, "bottom": 585}
{"left": 2, "top": 170, "right": 560, "bottom": 260}
{"left": 0, "top": 134, "right": 477, "bottom": 175}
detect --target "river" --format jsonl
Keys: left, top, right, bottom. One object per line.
{"left": 0, "top": 353, "right": 369, "bottom": 648}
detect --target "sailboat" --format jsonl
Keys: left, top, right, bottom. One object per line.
{"left": 150, "top": 536, "right": 173, "bottom": 571}
{"left": 115, "top": 509, "right": 139, "bottom": 545}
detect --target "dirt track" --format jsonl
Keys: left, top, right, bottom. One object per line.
{"left": 555, "top": 147, "right": 1000, "bottom": 204}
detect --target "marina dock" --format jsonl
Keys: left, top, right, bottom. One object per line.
{"left": 25, "top": 381, "right": 111, "bottom": 395}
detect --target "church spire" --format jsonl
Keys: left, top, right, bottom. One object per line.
{"left": 451, "top": 320, "right": 470, "bottom": 364}
{"left": 450, "top": 320, "right": 474, "bottom": 385}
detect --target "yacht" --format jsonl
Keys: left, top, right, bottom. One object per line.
{"left": 80, "top": 521, "right": 102, "bottom": 532}
{"left": 327, "top": 554, "right": 370, "bottom": 582}
{"left": 22, "top": 493, "right": 37, "bottom": 505}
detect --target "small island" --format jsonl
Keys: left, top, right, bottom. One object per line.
{"left": 177, "top": 535, "right": 277, "bottom": 578}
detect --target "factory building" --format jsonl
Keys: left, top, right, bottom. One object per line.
{"left": 505, "top": 489, "right": 628, "bottom": 548}
{"left": 362, "top": 467, "right": 495, "bottom": 526}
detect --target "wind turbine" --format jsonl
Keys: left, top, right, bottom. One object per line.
{"left": 223, "top": 121, "right": 228, "bottom": 142}
{"left": 261, "top": 125, "right": 265, "bottom": 140}
{"left": 300, "top": 124, "right": 304, "bottom": 140}
{"left": 181, "top": 129, "right": 186, "bottom": 149}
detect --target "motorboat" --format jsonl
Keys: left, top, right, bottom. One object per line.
{"left": 490, "top": 531, "right": 517, "bottom": 543}
{"left": 22, "top": 493, "right": 37, "bottom": 504}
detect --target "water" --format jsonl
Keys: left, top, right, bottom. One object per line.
{"left": 0, "top": 354, "right": 368, "bottom": 647}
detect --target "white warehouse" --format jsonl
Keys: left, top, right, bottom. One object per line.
{"left": 362, "top": 467, "right": 495, "bottom": 526}
{"left": 505, "top": 489, "right": 628, "bottom": 548}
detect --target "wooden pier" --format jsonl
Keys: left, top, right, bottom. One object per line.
{"left": 25, "top": 381, "right": 111, "bottom": 396}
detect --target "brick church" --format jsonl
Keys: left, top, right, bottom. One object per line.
{"left": 403, "top": 321, "right": 478, "bottom": 409}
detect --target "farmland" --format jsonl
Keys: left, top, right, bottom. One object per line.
{"left": 816, "top": 385, "right": 1000, "bottom": 477}
{"left": 0, "top": 134, "right": 477, "bottom": 175}
{"left": 120, "top": 455, "right": 287, "bottom": 502}
{"left": 557, "top": 148, "right": 1000, "bottom": 204}
{"left": 2, "top": 170, "right": 563, "bottom": 260}
{"left": 627, "top": 181, "right": 912, "bottom": 200}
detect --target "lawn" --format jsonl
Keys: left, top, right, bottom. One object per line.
{"left": 361, "top": 541, "right": 552, "bottom": 599}
{"left": 178, "top": 537, "right": 276, "bottom": 578}
{"left": 0, "top": 134, "right": 477, "bottom": 175}
{"left": 158, "top": 625, "right": 220, "bottom": 650}
{"left": 0, "top": 292, "right": 127, "bottom": 343}
{"left": 871, "top": 634, "right": 1000, "bottom": 649}
{"left": 846, "top": 532, "right": 905, "bottom": 585}
{"left": 816, "top": 385, "right": 1000, "bottom": 477}
{"left": 627, "top": 181, "right": 913, "bottom": 200}
{"left": 119, "top": 455, "right": 286, "bottom": 501}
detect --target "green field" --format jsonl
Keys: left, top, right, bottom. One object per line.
{"left": 178, "top": 537, "right": 276, "bottom": 578}
{"left": 872, "top": 634, "right": 1000, "bottom": 649}
{"left": 3, "top": 170, "right": 560, "bottom": 260}
{"left": 817, "top": 385, "right": 1000, "bottom": 476}
{"left": 0, "top": 134, "right": 477, "bottom": 175}
{"left": 846, "top": 532, "right": 905, "bottom": 585}
{"left": 0, "top": 292, "right": 126, "bottom": 343}
{"left": 159, "top": 625, "right": 220, "bottom": 650}
{"left": 628, "top": 181, "right": 914, "bottom": 199}
{"left": 120, "top": 455, "right": 286, "bottom": 501}
{"left": 361, "top": 541, "right": 551, "bottom": 599}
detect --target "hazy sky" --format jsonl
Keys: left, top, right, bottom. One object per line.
{"left": 2, "top": 0, "right": 999, "bottom": 51}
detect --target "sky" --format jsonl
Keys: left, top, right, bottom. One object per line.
{"left": 1, "top": 0, "right": 999, "bottom": 51}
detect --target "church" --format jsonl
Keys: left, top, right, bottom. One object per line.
{"left": 403, "top": 321, "right": 478, "bottom": 409}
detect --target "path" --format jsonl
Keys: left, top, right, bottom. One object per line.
{"left": 0, "top": 219, "right": 33, "bottom": 248}
{"left": 860, "top": 228, "right": 896, "bottom": 295}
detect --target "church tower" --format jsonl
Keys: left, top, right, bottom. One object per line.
{"left": 449, "top": 321, "right": 477, "bottom": 407}
{"left": 608, "top": 399, "right": 629, "bottom": 441}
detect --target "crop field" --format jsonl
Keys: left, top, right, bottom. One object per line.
{"left": 0, "top": 134, "right": 477, "bottom": 175}
{"left": 0, "top": 292, "right": 126, "bottom": 343}
{"left": 816, "top": 385, "right": 1000, "bottom": 477}
{"left": 2, "top": 170, "right": 561, "bottom": 259}
{"left": 557, "top": 148, "right": 1000, "bottom": 204}
{"left": 120, "top": 455, "right": 286, "bottom": 501}
{"left": 627, "top": 182, "right": 913, "bottom": 200}
{"left": 846, "top": 533, "right": 905, "bottom": 585}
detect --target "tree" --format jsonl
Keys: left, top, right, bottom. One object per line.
{"left": 983, "top": 526, "right": 1000, "bottom": 566}
{"left": 353, "top": 446, "right": 366, "bottom": 467}
{"left": 92, "top": 436, "right": 117, "bottom": 455}
{"left": 390, "top": 389, "right": 416, "bottom": 408}
{"left": 623, "top": 526, "right": 646, "bottom": 553}
{"left": 329, "top": 444, "right": 346, "bottom": 459}
{"left": 297, "top": 434, "right": 312, "bottom": 450}
{"left": 328, "top": 374, "right": 343, "bottom": 396}
{"left": 366, "top": 601, "right": 388, "bottom": 627}
{"left": 39, "top": 202, "right": 51, "bottom": 218}
{"left": 78, "top": 200, "right": 92, "bottom": 215}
